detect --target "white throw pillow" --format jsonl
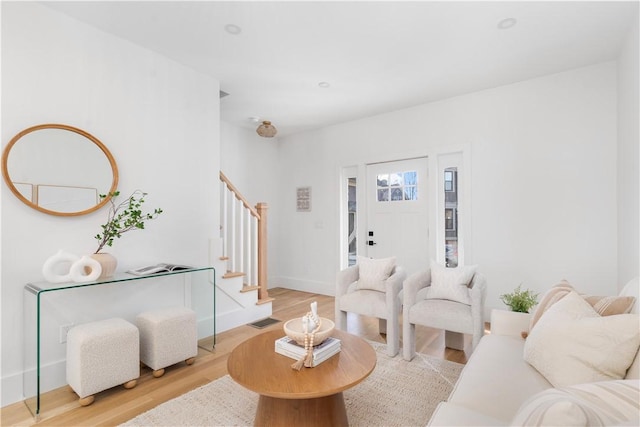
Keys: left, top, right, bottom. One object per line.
{"left": 511, "top": 379, "right": 640, "bottom": 427}
{"left": 356, "top": 256, "right": 396, "bottom": 292}
{"left": 427, "top": 260, "right": 477, "bottom": 305}
{"left": 524, "top": 291, "right": 640, "bottom": 388}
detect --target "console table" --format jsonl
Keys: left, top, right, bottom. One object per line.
{"left": 23, "top": 266, "right": 215, "bottom": 419}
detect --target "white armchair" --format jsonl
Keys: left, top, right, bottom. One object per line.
{"left": 402, "top": 264, "right": 487, "bottom": 361}
{"left": 335, "top": 258, "right": 406, "bottom": 357}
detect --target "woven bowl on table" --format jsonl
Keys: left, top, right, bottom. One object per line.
{"left": 283, "top": 318, "right": 335, "bottom": 346}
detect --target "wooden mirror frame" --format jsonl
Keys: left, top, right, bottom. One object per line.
{"left": 2, "top": 123, "right": 119, "bottom": 216}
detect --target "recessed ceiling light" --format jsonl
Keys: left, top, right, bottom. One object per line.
{"left": 497, "top": 18, "right": 517, "bottom": 30}
{"left": 224, "top": 24, "right": 242, "bottom": 35}
{"left": 318, "top": 82, "right": 331, "bottom": 88}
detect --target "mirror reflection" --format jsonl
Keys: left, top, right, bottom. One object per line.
{"left": 2, "top": 124, "right": 118, "bottom": 216}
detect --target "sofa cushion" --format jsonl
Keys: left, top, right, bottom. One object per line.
{"left": 511, "top": 379, "right": 640, "bottom": 427}
{"left": 627, "top": 348, "right": 640, "bottom": 379}
{"left": 445, "top": 334, "right": 552, "bottom": 423}
{"left": 428, "top": 402, "right": 506, "bottom": 426}
{"left": 355, "top": 256, "right": 395, "bottom": 292}
{"left": 524, "top": 291, "right": 640, "bottom": 387}
{"left": 427, "top": 260, "right": 477, "bottom": 305}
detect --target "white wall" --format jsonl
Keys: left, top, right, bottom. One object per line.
{"left": 220, "top": 121, "right": 280, "bottom": 282}
{"left": 275, "top": 62, "right": 620, "bottom": 316}
{"left": 617, "top": 19, "right": 640, "bottom": 287}
{"left": 1, "top": 3, "right": 220, "bottom": 406}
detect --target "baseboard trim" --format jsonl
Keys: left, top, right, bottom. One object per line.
{"left": 272, "top": 277, "right": 334, "bottom": 296}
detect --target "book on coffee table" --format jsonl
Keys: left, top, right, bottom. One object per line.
{"left": 275, "top": 336, "right": 341, "bottom": 364}
{"left": 276, "top": 342, "right": 341, "bottom": 365}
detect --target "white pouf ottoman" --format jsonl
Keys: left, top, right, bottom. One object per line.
{"left": 66, "top": 318, "right": 139, "bottom": 406}
{"left": 136, "top": 306, "right": 197, "bottom": 378}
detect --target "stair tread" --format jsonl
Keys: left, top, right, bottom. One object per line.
{"left": 223, "top": 271, "right": 245, "bottom": 279}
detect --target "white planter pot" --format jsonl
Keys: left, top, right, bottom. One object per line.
{"left": 490, "top": 309, "right": 531, "bottom": 337}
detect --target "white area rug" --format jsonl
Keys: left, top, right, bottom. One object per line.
{"left": 121, "top": 341, "right": 464, "bottom": 426}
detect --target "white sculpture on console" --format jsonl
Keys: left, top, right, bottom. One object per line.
{"left": 69, "top": 255, "right": 102, "bottom": 283}
{"left": 42, "top": 250, "right": 103, "bottom": 283}
{"left": 42, "top": 250, "right": 80, "bottom": 283}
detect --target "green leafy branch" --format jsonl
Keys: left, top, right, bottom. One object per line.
{"left": 500, "top": 285, "right": 539, "bottom": 313}
{"left": 94, "top": 190, "right": 163, "bottom": 254}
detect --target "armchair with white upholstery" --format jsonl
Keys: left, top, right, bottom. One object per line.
{"left": 335, "top": 256, "right": 406, "bottom": 356}
{"left": 402, "top": 261, "right": 486, "bottom": 361}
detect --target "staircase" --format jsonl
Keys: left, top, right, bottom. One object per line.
{"left": 213, "top": 172, "right": 274, "bottom": 333}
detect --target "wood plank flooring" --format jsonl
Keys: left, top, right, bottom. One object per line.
{"left": 1, "top": 288, "right": 473, "bottom": 427}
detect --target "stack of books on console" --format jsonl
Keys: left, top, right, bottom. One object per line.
{"left": 275, "top": 336, "right": 341, "bottom": 366}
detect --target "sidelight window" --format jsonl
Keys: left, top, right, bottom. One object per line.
{"left": 444, "top": 167, "right": 458, "bottom": 267}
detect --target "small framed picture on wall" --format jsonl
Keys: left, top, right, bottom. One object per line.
{"left": 297, "top": 187, "right": 311, "bottom": 212}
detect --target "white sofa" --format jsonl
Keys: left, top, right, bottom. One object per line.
{"left": 428, "top": 278, "right": 640, "bottom": 426}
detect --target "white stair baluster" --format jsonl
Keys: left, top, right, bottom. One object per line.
{"left": 253, "top": 211, "right": 258, "bottom": 287}
{"left": 237, "top": 198, "right": 244, "bottom": 281}
{"left": 244, "top": 208, "right": 251, "bottom": 286}
{"left": 229, "top": 193, "right": 236, "bottom": 273}
{"left": 221, "top": 182, "right": 228, "bottom": 259}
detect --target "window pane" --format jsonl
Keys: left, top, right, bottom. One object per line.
{"left": 390, "top": 172, "right": 403, "bottom": 186}
{"left": 444, "top": 167, "right": 458, "bottom": 267}
{"left": 404, "top": 171, "right": 417, "bottom": 185}
{"left": 377, "top": 174, "right": 389, "bottom": 187}
{"left": 348, "top": 177, "right": 357, "bottom": 267}
{"left": 404, "top": 186, "right": 417, "bottom": 201}
{"left": 377, "top": 188, "right": 389, "bottom": 201}
{"left": 446, "top": 242, "right": 458, "bottom": 268}
{"left": 390, "top": 187, "right": 403, "bottom": 201}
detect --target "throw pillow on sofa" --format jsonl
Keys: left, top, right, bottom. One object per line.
{"left": 355, "top": 256, "right": 396, "bottom": 292}
{"left": 524, "top": 291, "right": 640, "bottom": 387}
{"left": 426, "top": 259, "right": 477, "bottom": 305}
{"left": 528, "top": 281, "right": 636, "bottom": 332}
{"left": 511, "top": 379, "right": 640, "bottom": 427}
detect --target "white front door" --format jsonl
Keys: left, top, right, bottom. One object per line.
{"left": 365, "top": 157, "right": 429, "bottom": 276}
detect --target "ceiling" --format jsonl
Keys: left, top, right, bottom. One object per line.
{"left": 43, "top": 1, "right": 638, "bottom": 138}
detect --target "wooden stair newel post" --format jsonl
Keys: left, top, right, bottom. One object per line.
{"left": 256, "top": 202, "right": 269, "bottom": 301}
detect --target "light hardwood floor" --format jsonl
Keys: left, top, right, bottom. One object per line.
{"left": 1, "top": 288, "right": 473, "bottom": 427}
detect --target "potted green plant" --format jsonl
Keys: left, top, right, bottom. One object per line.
{"left": 92, "top": 190, "right": 163, "bottom": 278}
{"left": 500, "top": 285, "right": 539, "bottom": 313}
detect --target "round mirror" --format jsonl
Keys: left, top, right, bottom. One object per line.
{"left": 2, "top": 124, "right": 119, "bottom": 216}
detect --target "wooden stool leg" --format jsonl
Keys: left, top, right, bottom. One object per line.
{"left": 185, "top": 357, "right": 195, "bottom": 365}
{"left": 79, "top": 395, "right": 95, "bottom": 406}
{"left": 152, "top": 369, "right": 165, "bottom": 378}
{"left": 123, "top": 379, "right": 137, "bottom": 389}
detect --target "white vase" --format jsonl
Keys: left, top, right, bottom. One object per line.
{"left": 490, "top": 309, "right": 531, "bottom": 337}
{"left": 90, "top": 253, "right": 117, "bottom": 279}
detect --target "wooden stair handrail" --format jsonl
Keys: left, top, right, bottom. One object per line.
{"left": 220, "top": 171, "right": 260, "bottom": 219}
{"left": 220, "top": 171, "right": 270, "bottom": 304}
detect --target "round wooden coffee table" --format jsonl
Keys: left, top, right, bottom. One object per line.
{"left": 227, "top": 328, "right": 376, "bottom": 427}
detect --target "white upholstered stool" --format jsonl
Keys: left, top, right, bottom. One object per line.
{"left": 136, "top": 306, "right": 197, "bottom": 378}
{"left": 66, "top": 318, "right": 139, "bottom": 406}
